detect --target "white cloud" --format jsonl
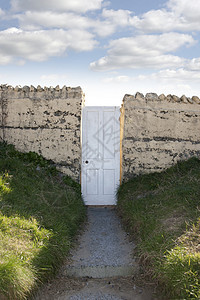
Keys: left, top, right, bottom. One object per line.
{"left": 132, "top": 67, "right": 200, "bottom": 97}
{"left": 103, "top": 75, "right": 130, "bottom": 83}
{"left": 167, "top": 0, "right": 200, "bottom": 21}
{"left": 101, "top": 69, "right": 200, "bottom": 98}
{"left": 151, "top": 68, "right": 200, "bottom": 81}
{"left": 17, "top": 8, "right": 137, "bottom": 37}
{"left": 187, "top": 58, "right": 200, "bottom": 71}
{"left": 132, "top": 0, "right": 200, "bottom": 33}
{"left": 11, "top": 0, "right": 103, "bottom": 13}
{"left": 0, "top": 27, "right": 97, "bottom": 64}
{"left": 0, "top": 55, "right": 13, "bottom": 65}
{"left": 93, "top": 21, "right": 116, "bottom": 37}
{"left": 132, "top": 10, "right": 189, "bottom": 33}
{"left": 90, "top": 33, "right": 195, "bottom": 71}
{"left": 0, "top": 8, "right": 5, "bottom": 18}
{"left": 102, "top": 1, "right": 111, "bottom": 8}
{"left": 17, "top": 11, "right": 115, "bottom": 37}
{"left": 18, "top": 11, "right": 93, "bottom": 30}
{"left": 101, "top": 9, "right": 135, "bottom": 27}
{"left": 95, "top": 9, "right": 137, "bottom": 36}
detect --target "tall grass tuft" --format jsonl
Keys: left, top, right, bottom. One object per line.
{"left": 0, "top": 257, "right": 36, "bottom": 300}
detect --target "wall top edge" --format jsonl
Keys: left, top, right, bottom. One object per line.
{"left": 0, "top": 84, "right": 84, "bottom": 100}
{"left": 0, "top": 84, "right": 82, "bottom": 93}
{"left": 123, "top": 92, "right": 200, "bottom": 105}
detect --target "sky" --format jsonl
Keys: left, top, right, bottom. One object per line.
{"left": 0, "top": 0, "right": 200, "bottom": 105}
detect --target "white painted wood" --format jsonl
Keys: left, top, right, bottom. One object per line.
{"left": 81, "top": 106, "right": 120, "bottom": 205}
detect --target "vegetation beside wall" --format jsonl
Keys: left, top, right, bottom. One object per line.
{"left": 117, "top": 158, "right": 200, "bottom": 299}
{"left": 0, "top": 142, "right": 86, "bottom": 299}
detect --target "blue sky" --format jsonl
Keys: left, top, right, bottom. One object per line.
{"left": 0, "top": 0, "right": 200, "bottom": 105}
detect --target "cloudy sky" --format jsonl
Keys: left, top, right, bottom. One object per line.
{"left": 0, "top": 0, "right": 200, "bottom": 105}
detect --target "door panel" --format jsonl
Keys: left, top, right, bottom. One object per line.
{"left": 103, "top": 169, "right": 115, "bottom": 195}
{"left": 86, "top": 169, "right": 99, "bottom": 195}
{"left": 103, "top": 111, "right": 115, "bottom": 159}
{"left": 86, "top": 111, "right": 99, "bottom": 159}
{"left": 82, "top": 106, "right": 120, "bottom": 205}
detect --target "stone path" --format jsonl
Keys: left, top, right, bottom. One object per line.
{"left": 33, "top": 207, "right": 156, "bottom": 300}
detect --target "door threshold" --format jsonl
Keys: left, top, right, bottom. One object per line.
{"left": 86, "top": 205, "right": 116, "bottom": 208}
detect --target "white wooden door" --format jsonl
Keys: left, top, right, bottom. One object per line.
{"left": 81, "top": 106, "right": 120, "bottom": 205}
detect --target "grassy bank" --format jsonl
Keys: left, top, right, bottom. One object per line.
{"left": 0, "top": 142, "right": 86, "bottom": 300}
{"left": 117, "top": 158, "right": 200, "bottom": 299}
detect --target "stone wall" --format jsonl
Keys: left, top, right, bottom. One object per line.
{"left": 1, "top": 85, "right": 200, "bottom": 184}
{"left": 121, "top": 93, "right": 200, "bottom": 181}
{"left": 0, "top": 85, "right": 84, "bottom": 182}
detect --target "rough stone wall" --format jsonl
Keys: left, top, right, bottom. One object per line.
{"left": 1, "top": 86, "right": 200, "bottom": 184}
{"left": 0, "top": 85, "right": 84, "bottom": 182}
{"left": 121, "top": 92, "right": 200, "bottom": 181}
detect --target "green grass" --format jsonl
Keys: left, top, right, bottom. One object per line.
{"left": 0, "top": 142, "right": 86, "bottom": 300}
{"left": 117, "top": 157, "right": 200, "bottom": 299}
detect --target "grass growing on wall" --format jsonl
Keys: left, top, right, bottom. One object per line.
{"left": 117, "top": 158, "right": 200, "bottom": 299}
{"left": 0, "top": 142, "right": 86, "bottom": 300}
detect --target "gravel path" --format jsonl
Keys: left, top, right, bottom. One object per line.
{"left": 33, "top": 207, "right": 157, "bottom": 300}
{"left": 68, "top": 207, "right": 135, "bottom": 267}
{"left": 65, "top": 207, "right": 138, "bottom": 278}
